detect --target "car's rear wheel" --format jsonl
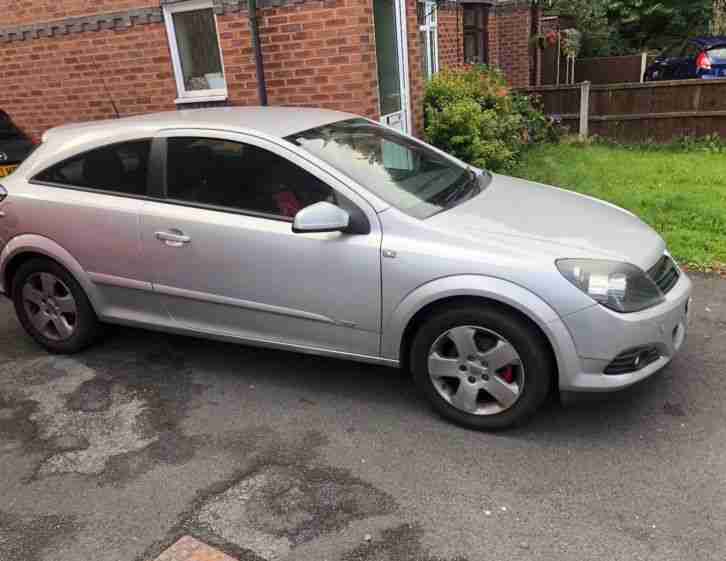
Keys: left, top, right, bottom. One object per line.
{"left": 410, "top": 304, "right": 553, "bottom": 430}
{"left": 11, "top": 258, "right": 101, "bottom": 354}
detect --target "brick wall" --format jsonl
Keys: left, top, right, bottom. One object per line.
{"left": 0, "top": 0, "right": 155, "bottom": 27}
{"left": 0, "top": 0, "right": 380, "bottom": 140}
{"left": 0, "top": 0, "right": 539, "bottom": 141}
{"left": 493, "top": 3, "right": 534, "bottom": 88}
{"left": 437, "top": 4, "right": 463, "bottom": 70}
{"left": 224, "top": 0, "right": 379, "bottom": 114}
{"left": 405, "top": 0, "right": 424, "bottom": 136}
{"left": 0, "top": 24, "right": 178, "bottom": 141}
{"left": 486, "top": 5, "right": 499, "bottom": 70}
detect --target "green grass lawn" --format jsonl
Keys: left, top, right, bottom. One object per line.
{"left": 510, "top": 143, "right": 726, "bottom": 272}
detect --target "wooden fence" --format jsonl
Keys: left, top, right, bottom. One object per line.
{"left": 542, "top": 52, "right": 653, "bottom": 86}
{"left": 519, "top": 79, "right": 726, "bottom": 142}
{"left": 575, "top": 54, "right": 653, "bottom": 85}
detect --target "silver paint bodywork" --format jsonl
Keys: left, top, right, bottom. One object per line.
{"left": 0, "top": 107, "right": 692, "bottom": 392}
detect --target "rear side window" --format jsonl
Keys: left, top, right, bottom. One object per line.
{"left": 34, "top": 140, "right": 151, "bottom": 196}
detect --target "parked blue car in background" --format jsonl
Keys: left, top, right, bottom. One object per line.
{"left": 645, "top": 37, "right": 726, "bottom": 81}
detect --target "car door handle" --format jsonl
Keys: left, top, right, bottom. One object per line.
{"left": 155, "top": 230, "right": 191, "bottom": 247}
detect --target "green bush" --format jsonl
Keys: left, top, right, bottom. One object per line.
{"left": 424, "top": 66, "right": 558, "bottom": 172}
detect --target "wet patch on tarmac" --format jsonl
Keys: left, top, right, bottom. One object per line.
{"left": 100, "top": 430, "right": 201, "bottom": 485}
{"left": 138, "top": 426, "right": 396, "bottom": 561}
{"left": 0, "top": 510, "right": 78, "bottom": 561}
{"left": 194, "top": 464, "right": 395, "bottom": 559}
{"left": 341, "top": 524, "right": 469, "bottom": 561}
{"left": 2, "top": 334, "right": 460, "bottom": 561}
{"left": 0, "top": 334, "right": 206, "bottom": 484}
{"left": 663, "top": 401, "right": 686, "bottom": 417}
{"left": 66, "top": 378, "right": 112, "bottom": 412}
{"left": 0, "top": 392, "right": 38, "bottom": 453}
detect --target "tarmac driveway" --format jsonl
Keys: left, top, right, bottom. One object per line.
{"left": 1, "top": 274, "right": 725, "bottom": 561}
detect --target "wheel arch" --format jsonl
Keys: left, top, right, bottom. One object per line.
{"left": 383, "top": 275, "right": 579, "bottom": 389}
{"left": 0, "top": 235, "right": 103, "bottom": 312}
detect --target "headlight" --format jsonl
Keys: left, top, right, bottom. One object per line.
{"left": 556, "top": 259, "right": 664, "bottom": 313}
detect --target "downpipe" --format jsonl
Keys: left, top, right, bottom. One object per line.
{"left": 248, "top": 0, "right": 268, "bottom": 106}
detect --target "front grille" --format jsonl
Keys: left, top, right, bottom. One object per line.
{"left": 604, "top": 345, "right": 660, "bottom": 375}
{"left": 647, "top": 255, "right": 679, "bottom": 294}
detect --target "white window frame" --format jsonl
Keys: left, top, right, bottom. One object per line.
{"left": 163, "top": 0, "right": 228, "bottom": 104}
{"left": 419, "top": 0, "right": 439, "bottom": 79}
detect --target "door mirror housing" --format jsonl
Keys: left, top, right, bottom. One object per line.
{"left": 292, "top": 201, "right": 350, "bottom": 234}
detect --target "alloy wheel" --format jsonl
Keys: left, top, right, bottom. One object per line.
{"left": 21, "top": 272, "right": 78, "bottom": 341}
{"left": 427, "top": 325, "right": 525, "bottom": 416}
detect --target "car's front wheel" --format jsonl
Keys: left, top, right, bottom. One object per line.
{"left": 11, "top": 258, "right": 101, "bottom": 354}
{"left": 411, "top": 304, "right": 553, "bottom": 430}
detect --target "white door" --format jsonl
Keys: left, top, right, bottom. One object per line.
{"left": 374, "top": 0, "right": 411, "bottom": 134}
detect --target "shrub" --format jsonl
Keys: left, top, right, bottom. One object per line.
{"left": 424, "top": 66, "right": 558, "bottom": 171}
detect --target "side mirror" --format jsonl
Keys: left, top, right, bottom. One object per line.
{"left": 292, "top": 201, "right": 350, "bottom": 234}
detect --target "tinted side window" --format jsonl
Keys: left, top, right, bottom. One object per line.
{"left": 165, "top": 138, "right": 335, "bottom": 218}
{"left": 35, "top": 140, "right": 151, "bottom": 196}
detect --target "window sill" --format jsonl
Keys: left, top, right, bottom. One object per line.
{"left": 174, "top": 94, "right": 228, "bottom": 105}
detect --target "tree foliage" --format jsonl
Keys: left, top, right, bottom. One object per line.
{"left": 546, "top": 0, "right": 713, "bottom": 56}
{"left": 714, "top": 0, "right": 726, "bottom": 34}
{"left": 608, "top": 0, "right": 711, "bottom": 50}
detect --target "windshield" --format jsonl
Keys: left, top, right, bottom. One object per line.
{"left": 286, "top": 118, "right": 483, "bottom": 219}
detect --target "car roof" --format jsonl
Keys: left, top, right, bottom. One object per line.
{"left": 692, "top": 36, "right": 726, "bottom": 48}
{"left": 43, "top": 106, "right": 359, "bottom": 143}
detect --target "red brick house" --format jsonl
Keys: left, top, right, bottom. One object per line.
{"left": 0, "top": 0, "right": 540, "bottom": 141}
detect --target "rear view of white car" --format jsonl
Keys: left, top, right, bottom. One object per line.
{"left": 0, "top": 107, "right": 692, "bottom": 429}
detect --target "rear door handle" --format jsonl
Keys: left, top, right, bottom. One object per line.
{"left": 155, "top": 229, "right": 191, "bottom": 247}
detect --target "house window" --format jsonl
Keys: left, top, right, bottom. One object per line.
{"left": 463, "top": 5, "right": 488, "bottom": 65}
{"left": 418, "top": 0, "right": 438, "bottom": 79}
{"left": 163, "top": 0, "right": 227, "bottom": 103}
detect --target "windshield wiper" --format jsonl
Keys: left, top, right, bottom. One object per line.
{"left": 440, "top": 171, "right": 480, "bottom": 209}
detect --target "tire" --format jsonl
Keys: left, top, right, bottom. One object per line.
{"left": 410, "top": 303, "right": 553, "bottom": 430}
{"left": 11, "top": 258, "right": 101, "bottom": 354}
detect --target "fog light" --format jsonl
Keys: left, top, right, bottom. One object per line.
{"left": 604, "top": 346, "right": 660, "bottom": 375}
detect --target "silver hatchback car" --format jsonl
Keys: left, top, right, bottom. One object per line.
{"left": 0, "top": 107, "right": 692, "bottom": 429}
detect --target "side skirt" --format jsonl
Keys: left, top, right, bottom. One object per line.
{"left": 100, "top": 315, "right": 400, "bottom": 368}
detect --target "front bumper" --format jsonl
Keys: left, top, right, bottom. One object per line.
{"left": 555, "top": 269, "right": 692, "bottom": 392}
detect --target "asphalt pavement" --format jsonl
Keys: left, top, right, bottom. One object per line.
{"left": 1, "top": 274, "right": 725, "bottom": 561}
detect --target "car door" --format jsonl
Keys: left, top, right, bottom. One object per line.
{"left": 139, "top": 129, "right": 382, "bottom": 357}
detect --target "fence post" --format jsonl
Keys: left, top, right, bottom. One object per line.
{"left": 579, "top": 81, "right": 591, "bottom": 140}
{"left": 640, "top": 52, "right": 648, "bottom": 83}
